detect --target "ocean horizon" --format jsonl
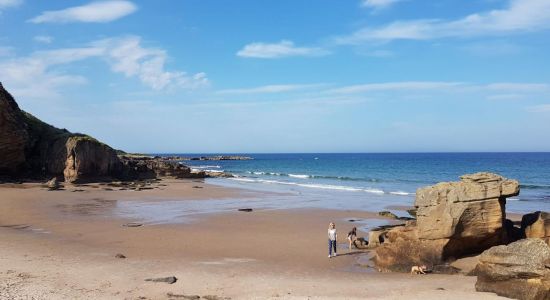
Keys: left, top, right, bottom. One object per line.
{"left": 148, "top": 152, "right": 550, "bottom": 215}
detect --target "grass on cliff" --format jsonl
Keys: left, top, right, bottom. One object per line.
{"left": 22, "top": 111, "right": 108, "bottom": 147}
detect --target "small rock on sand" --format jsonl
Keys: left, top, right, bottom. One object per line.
{"left": 203, "top": 296, "right": 230, "bottom": 300}
{"left": 192, "top": 186, "right": 203, "bottom": 189}
{"left": 115, "top": 253, "right": 126, "bottom": 259}
{"left": 166, "top": 293, "right": 200, "bottom": 299}
{"left": 144, "top": 276, "right": 177, "bottom": 284}
{"left": 46, "top": 177, "right": 60, "bottom": 190}
{"left": 122, "top": 222, "right": 143, "bottom": 227}
{"left": 238, "top": 208, "right": 253, "bottom": 212}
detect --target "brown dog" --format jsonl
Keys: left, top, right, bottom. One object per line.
{"left": 410, "top": 265, "right": 427, "bottom": 274}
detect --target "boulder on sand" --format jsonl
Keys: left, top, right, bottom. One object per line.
{"left": 521, "top": 211, "right": 550, "bottom": 245}
{"left": 46, "top": 177, "right": 60, "bottom": 190}
{"left": 373, "top": 172, "right": 520, "bottom": 271}
{"left": 475, "top": 238, "right": 550, "bottom": 300}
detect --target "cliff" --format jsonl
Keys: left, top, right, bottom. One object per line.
{"left": 0, "top": 83, "right": 124, "bottom": 182}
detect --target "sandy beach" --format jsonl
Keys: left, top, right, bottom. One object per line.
{"left": 0, "top": 179, "right": 506, "bottom": 299}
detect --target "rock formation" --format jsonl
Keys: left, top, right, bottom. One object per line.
{"left": 373, "top": 172, "right": 520, "bottom": 271}
{"left": 521, "top": 211, "right": 550, "bottom": 245}
{"left": 0, "top": 82, "right": 29, "bottom": 174}
{"left": 415, "top": 172, "right": 519, "bottom": 257}
{"left": 475, "top": 238, "right": 550, "bottom": 300}
{"left": 0, "top": 83, "right": 205, "bottom": 182}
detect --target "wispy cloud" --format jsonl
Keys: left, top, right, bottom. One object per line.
{"left": 323, "top": 81, "right": 550, "bottom": 96}
{"left": 326, "top": 81, "right": 465, "bottom": 94}
{"left": 0, "top": 46, "right": 13, "bottom": 57}
{"left": 526, "top": 104, "right": 550, "bottom": 113}
{"left": 29, "top": 0, "right": 137, "bottom": 24}
{"left": 33, "top": 35, "right": 53, "bottom": 44}
{"left": 486, "top": 83, "right": 550, "bottom": 92}
{"left": 336, "top": 0, "right": 550, "bottom": 44}
{"left": 217, "top": 84, "right": 326, "bottom": 95}
{"left": 237, "top": 40, "right": 329, "bottom": 58}
{"left": 0, "top": 36, "right": 208, "bottom": 98}
{"left": 94, "top": 36, "right": 208, "bottom": 90}
{"left": 0, "top": 0, "right": 22, "bottom": 9}
{"left": 360, "top": 0, "right": 403, "bottom": 10}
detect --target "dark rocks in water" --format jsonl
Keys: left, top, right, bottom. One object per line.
{"left": 475, "top": 238, "right": 550, "bottom": 300}
{"left": 115, "top": 253, "right": 126, "bottom": 259}
{"left": 144, "top": 276, "right": 177, "bottom": 284}
{"left": 378, "top": 211, "right": 398, "bottom": 219}
{"left": 46, "top": 177, "right": 60, "bottom": 190}
{"left": 238, "top": 208, "right": 253, "bottom": 212}
{"left": 187, "top": 156, "right": 251, "bottom": 161}
{"left": 122, "top": 222, "right": 143, "bottom": 227}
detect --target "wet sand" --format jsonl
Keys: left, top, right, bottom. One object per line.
{"left": 0, "top": 179, "right": 505, "bottom": 299}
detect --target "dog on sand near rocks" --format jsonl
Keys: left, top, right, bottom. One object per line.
{"left": 410, "top": 265, "right": 427, "bottom": 275}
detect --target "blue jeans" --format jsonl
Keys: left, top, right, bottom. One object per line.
{"left": 328, "top": 239, "right": 337, "bottom": 256}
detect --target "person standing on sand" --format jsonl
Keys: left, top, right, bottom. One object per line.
{"left": 328, "top": 222, "right": 338, "bottom": 258}
{"left": 347, "top": 227, "right": 357, "bottom": 250}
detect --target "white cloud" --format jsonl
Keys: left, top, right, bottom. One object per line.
{"left": 0, "top": 0, "right": 22, "bottom": 9}
{"left": 323, "top": 81, "right": 550, "bottom": 95}
{"left": 487, "top": 94, "right": 524, "bottom": 100}
{"left": 217, "top": 84, "right": 325, "bottom": 95}
{"left": 336, "top": 0, "right": 550, "bottom": 44}
{"left": 361, "top": 0, "right": 402, "bottom": 9}
{"left": 33, "top": 35, "right": 54, "bottom": 44}
{"left": 526, "top": 104, "right": 550, "bottom": 113}
{"left": 0, "top": 46, "right": 14, "bottom": 57}
{"left": 486, "top": 83, "right": 550, "bottom": 92}
{"left": 0, "top": 36, "right": 208, "bottom": 98}
{"left": 95, "top": 36, "right": 208, "bottom": 90}
{"left": 326, "top": 81, "right": 465, "bottom": 94}
{"left": 237, "top": 40, "right": 329, "bottom": 58}
{"left": 29, "top": 0, "right": 137, "bottom": 24}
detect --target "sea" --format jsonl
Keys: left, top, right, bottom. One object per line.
{"left": 118, "top": 153, "right": 550, "bottom": 226}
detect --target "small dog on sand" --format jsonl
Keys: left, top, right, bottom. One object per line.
{"left": 410, "top": 265, "right": 427, "bottom": 275}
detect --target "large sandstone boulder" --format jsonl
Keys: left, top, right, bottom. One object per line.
{"left": 0, "top": 83, "right": 29, "bottom": 174}
{"left": 373, "top": 173, "right": 520, "bottom": 272}
{"left": 475, "top": 239, "right": 550, "bottom": 300}
{"left": 415, "top": 172, "right": 519, "bottom": 258}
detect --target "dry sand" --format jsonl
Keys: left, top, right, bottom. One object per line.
{"left": 0, "top": 179, "right": 506, "bottom": 299}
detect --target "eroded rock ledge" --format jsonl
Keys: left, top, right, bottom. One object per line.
{"left": 373, "top": 172, "right": 520, "bottom": 272}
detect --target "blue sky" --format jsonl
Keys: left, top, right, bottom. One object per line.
{"left": 1, "top": 0, "right": 549, "bottom": 153}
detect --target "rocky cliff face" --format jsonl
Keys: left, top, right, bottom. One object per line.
{"left": 0, "top": 83, "right": 122, "bottom": 182}
{"left": 0, "top": 83, "right": 29, "bottom": 174}
{"left": 0, "top": 83, "right": 205, "bottom": 183}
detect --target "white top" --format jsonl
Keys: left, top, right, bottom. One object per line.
{"left": 328, "top": 228, "right": 337, "bottom": 241}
